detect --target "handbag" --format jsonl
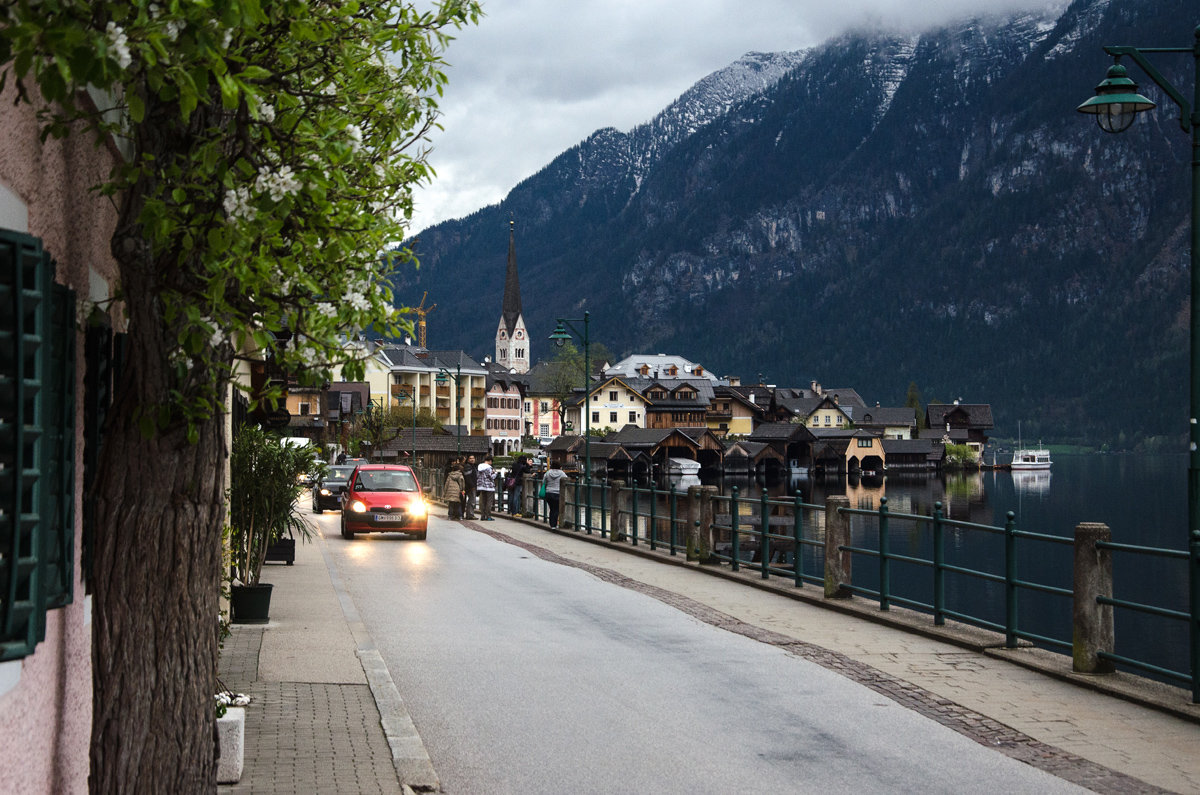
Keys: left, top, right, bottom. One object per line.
{"left": 538, "top": 481, "right": 546, "bottom": 498}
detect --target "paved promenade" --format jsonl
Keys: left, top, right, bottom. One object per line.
{"left": 219, "top": 507, "right": 1200, "bottom": 794}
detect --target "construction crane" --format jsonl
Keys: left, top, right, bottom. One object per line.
{"left": 413, "top": 292, "right": 436, "bottom": 348}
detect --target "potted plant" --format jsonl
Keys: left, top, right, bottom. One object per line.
{"left": 228, "top": 425, "right": 315, "bottom": 623}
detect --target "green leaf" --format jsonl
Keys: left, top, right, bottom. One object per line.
{"left": 128, "top": 92, "right": 145, "bottom": 123}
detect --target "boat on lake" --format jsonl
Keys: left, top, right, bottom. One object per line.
{"left": 1011, "top": 447, "right": 1052, "bottom": 470}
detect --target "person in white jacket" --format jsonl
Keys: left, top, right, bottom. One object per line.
{"left": 542, "top": 464, "right": 567, "bottom": 529}
{"left": 475, "top": 454, "right": 497, "bottom": 520}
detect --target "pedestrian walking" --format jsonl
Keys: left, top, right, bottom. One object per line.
{"left": 542, "top": 463, "right": 567, "bottom": 529}
{"left": 476, "top": 455, "right": 497, "bottom": 520}
{"left": 462, "top": 454, "right": 478, "bottom": 520}
{"left": 508, "top": 455, "right": 530, "bottom": 517}
{"left": 444, "top": 463, "right": 466, "bottom": 520}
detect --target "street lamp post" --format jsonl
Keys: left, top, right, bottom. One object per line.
{"left": 396, "top": 387, "right": 417, "bottom": 466}
{"left": 1076, "top": 26, "right": 1200, "bottom": 702}
{"left": 436, "top": 363, "right": 463, "bottom": 457}
{"left": 549, "top": 311, "right": 592, "bottom": 533}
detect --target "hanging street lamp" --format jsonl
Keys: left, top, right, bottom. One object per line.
{"left": 1076, "top": 25, "right": 1200, "bottom": 702}
{"left": 549, "top": 311, "right": 593, "bottom": 528}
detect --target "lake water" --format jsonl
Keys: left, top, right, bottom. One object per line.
{"left": 707, "top": 454, "right": 1192, "bottom": 686}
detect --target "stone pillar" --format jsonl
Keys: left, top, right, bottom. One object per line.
{"left": 1073, "top": 522, "right": 1115, "bottom": 673}
{"left": 824, "top": 496, "right": 852, "bottom": 599}
{"left": 562, "top": 478, "right": 576, "bottom": 530}
{"left": 608, "top": 479, "right": 627, "bottom": 542}
{"left": 686, "top": 486, "right": 719, "bottom": 563}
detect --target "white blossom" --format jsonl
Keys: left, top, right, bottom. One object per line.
{"left": 165, "top": 19, "right": 182, "bottom": 42}
{"left": 106, "top": 22, "right": 132, "bottom": 70}
{"left": 254, "top": 165, "right": 301, "bottom": 203}
{"left": 255, "top": 102, "right": 276, "bottom": 124}
{"left": 345, "top": 124, "right": 363, "bottom": 153}
{"left": 223, "top": 186, "right": 256, "bottom": 222}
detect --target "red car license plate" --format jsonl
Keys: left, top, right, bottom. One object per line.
{"left": 374, "top": 513, "right": 403, "bottom": 522}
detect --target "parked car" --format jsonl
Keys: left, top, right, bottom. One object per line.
{"left": 340, "top": 464, "right": 428, "bottom": 540}
{"left": 311, "top": 464, "right": 360, "bottom": 512}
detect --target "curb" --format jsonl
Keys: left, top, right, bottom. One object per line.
{"left": 314, "top": 529, "right": 441, "bottom": 792}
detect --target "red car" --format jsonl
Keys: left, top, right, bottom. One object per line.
{"left": 340, "top": 464, "right": 428, "bottom": 540}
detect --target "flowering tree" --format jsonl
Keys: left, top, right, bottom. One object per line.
{"left": 1, "top": 0, "right": 479, "bottom": 789}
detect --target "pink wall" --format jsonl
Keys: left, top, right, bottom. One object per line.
{"left": 0, "top": 83, "right": 121, "bottom": 794}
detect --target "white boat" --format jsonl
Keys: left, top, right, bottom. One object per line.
{"left": 666, "top": 457, "right": 702, "bottom": 492}
{"left": 1010, "top": 422, "right": 1051, "bottom": 470}
{"left": 1011, "top": 447, "right": 1052, "bottom": 470}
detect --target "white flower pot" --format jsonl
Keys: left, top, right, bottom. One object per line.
{"left": 216, "top": 706, "right": 245, "bottom": 784}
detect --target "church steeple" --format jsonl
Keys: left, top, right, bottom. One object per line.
{"left": 495, "top": 218, "right": 529, "bottom": 373}
{"left": 501, "top": 219, "right": 522, "bottom": 336}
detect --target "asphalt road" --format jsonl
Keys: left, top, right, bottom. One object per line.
{"left": 310, "top": 507, "right": 1086, "bottom": 795}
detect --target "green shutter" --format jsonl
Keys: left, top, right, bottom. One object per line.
{"left": 0, "top": 230, "right": 76, "bottom": 661}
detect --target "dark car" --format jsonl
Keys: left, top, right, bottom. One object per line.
{"left": 340, "top": 464, "right": 428, "bottom": 540}
{"left": 311, "top": 464, "right": 359, "bottom": 512}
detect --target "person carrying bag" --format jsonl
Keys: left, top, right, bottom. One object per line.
{"left": 542, "top": 463, "right": 566, "bottom": 529}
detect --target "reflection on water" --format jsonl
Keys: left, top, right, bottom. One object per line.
{"left": 1012, "top": 469, "right": 1051, "bottom": 495}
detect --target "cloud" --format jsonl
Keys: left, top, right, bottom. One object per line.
{"left": 407, "top": 0, "right": 1065, "bottom": 234}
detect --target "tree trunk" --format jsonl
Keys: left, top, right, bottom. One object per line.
{"left": 89, "top": 94, "right": 231, "bottom": 791}
{"left": 89, "top": 370, "right": 226, "bottom": 792}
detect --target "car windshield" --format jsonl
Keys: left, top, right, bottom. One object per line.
{"left": 326, "top": 465, "right": 358, "bottom": 480}
{"left": 355, "top": 470, "right": 418, "bottom": 493}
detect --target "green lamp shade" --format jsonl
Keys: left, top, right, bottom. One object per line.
{"left": 1076, "top": 64, "right": 1155, "bottom": 133}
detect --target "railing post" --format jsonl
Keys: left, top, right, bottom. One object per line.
{"left": 730, "top": 486, "right": 741, "bottom": 572}
{"left": 933, "top": 501, "right": 945, "bottom": 625}
{"left": 564, "top": 478, "right": 576, "bottom": 530}
{"left": 878, "top": 496, "right": 890, "bottom": 611}
{"left": 793, "top": 493, "right": 804, "bottom": 588}
{"left": 631, "top": 483, "right": 640, "bottom": 546}
{"left": 585, "top": 475, "right": 593, "bottom": 536}
{"left": 1072, "top": 522, "right": 1115, "bottom": 674}
{"left": 1004, "top": 511, "right": 1018, "bottom": 649}
{"left": 1192, "top": 528, "right": 1200, "bottom": 703}
{"left": 649, "top": 483, "right": 658, "bottom": 551}
{"left": 760, "top": 491, "right": 770, "bottom": 579}
{"left": 824, "top": 496, "right": 851, "bottom": 599}
{"left": 669, "top": 489, "right": 678, "bottom": 555}
{"left": 609, "top": 479, "right": 627, "bottom": 543}
{"left": 687, "top": 486, "right": 716, "bottom": 562}
{"left": 600, "top": 478, "right": 609, "bottom": 539}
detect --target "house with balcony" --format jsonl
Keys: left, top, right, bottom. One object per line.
{"left": 371, "top": 343, "right": 488, "bottom": 439}
{"left": 561, "top": 376, "right": 650, "bottom": 436}
{"left": 707, "top": 385, "right": 769, "bottom": 437}
{"left": 847, "top": 405, "right": 919, "bottom": 440}
{"left": 925, "top": 401, "right": 994, "bottom": 457}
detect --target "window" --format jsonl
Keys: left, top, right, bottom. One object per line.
{"left": 824, "top": 416, "right": 831, "bottom": 426}
{"left": 858, "top": 438, "right": 873, "bottom": 448}
{"left": 609, "top": 391, "right": 617, "bottom": 401}
{"left": 609, "top": 412, "right": 617, "bottom": 423}
{"left": 1, "top": 231, "right": 76, "bottom": 661}
{"left": 540, "top": 401, "right": 550, "bottom": 413}
{"left": 540, "top": 423, "right": 549, "bottom": 437}
{"left": 628, "top": 411, "right": 637, "bottom": 423}
{"left": 592, "top": 411, "right": 599, "bottom": 423}
{"left": 298, "top": 401, "right": 310, "bottom": 415}
{"left": 836, "top": 415, "right": 843, "bottom": 425}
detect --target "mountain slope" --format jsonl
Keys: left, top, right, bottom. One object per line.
{"left": 400, "top": 0, "right": 1192, "bottom": 447}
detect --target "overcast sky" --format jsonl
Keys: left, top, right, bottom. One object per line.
{"left": 407, "top": 0, "right": 1067, "bottom": 234}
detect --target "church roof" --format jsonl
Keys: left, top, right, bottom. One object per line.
{"left": 501, "top": 219, "right": 522, "bottom": 335}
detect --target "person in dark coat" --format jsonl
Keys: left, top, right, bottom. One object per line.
{"left": 462, "top": 454, "right": 478, "bottom": 520}
{"left": 508, "top": 455, "right": 530, "bottom": 516}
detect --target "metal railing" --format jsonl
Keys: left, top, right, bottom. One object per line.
{"left": 418, "top": 468, "right": 1199, "bottom": 702}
